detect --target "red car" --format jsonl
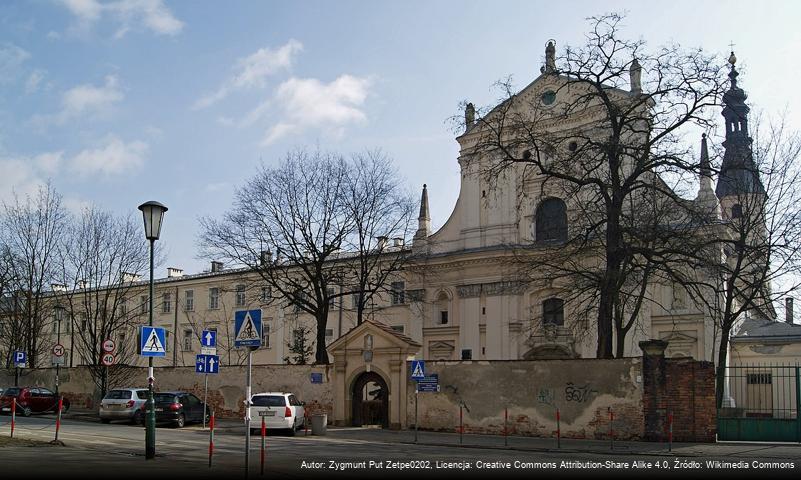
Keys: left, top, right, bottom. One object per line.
{"left": 0, "top": 387, "right": 70, "bottom": 417}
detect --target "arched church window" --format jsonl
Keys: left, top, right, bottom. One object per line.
{"left": 535, "top": 198, "right": 567, "bottom": 242}
{"left": 542, "top": 298, "right": 564, "bottom": 326}
{"left": 731, "top": 203, "right": 743, "bottom": 219}
{"left": 435, "top": 291, "right": 449, "bottom": 325}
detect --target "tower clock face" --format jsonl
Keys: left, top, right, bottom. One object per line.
{"left": 541, "top": 90, "right": 556, "bottom": 105}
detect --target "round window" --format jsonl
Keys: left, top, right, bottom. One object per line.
{"left": 541, "top": 90, "right": 556, "bottom": 105}
{"left": 568, "top": 141, "right": 578, "bottom": 152}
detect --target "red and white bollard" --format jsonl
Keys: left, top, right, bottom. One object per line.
{"left": 10, "top": 398, "right": 16, "bottom": 438}
{"left": 609, "top": 408, "right": 614, "bottom": 450}
{"left": 54, "top": 397, "right": 63, "bottom": 442}
{"left": 556, "top": 409, "right": 561, "bottom": 449}
{"left": 260, "top": 416, "right": 266, "bottom": 476}
{"left": 208, "top": 413, "right": 215, "bottom": 468}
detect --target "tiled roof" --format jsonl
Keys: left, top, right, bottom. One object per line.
{"left": 733, "top": 317, "right": 801, "bottom": 340}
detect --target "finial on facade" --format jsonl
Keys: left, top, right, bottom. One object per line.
{"left": 728, "top": 51, "right": 737, "bottom": 66}
{"left": 545, "top": 39, "right": 556, "bottom": 73}
{"left": 629, "top": 57, "right": 642, "bottom": 94}
{"left": 465, "top": 102, "right": 475, "bottom": 131}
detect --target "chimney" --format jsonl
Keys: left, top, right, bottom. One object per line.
{"left": 210, "top": 261, "right": 224, "bottom": 273}
{"left": 260, "top": 250, "right": 272, "bottom": 266}
{"left": 393, "top": 237, "right": 404, "bottom": 247}
{"left": 121, "top": 271, "right": 142, "bottom": 283}
{"left": 786, "top": 297, "right": 794, "bottom": 324}
{"left": 167, "top": 267, "right": 184, "bottom": 278}
{"left": 376, "top": 236, "right": 389, "bottom": 249}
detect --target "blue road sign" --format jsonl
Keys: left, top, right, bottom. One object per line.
{"left": 195, "top": 354, "right": 220, "bottom": 374}
{"left": 139, "top": 326, "right": 167, "bottom": 357}
{"left": 13, "top": 350, "right": 26, "bottom": 367}
{"left": 234, "top": 309, "right": 262, "bottom": 348}
{"left": 201, "top": 330, "right": 217, "bottom": 348}
{"left": 417, "top": 374, "right": 439, "bottom": 392}
{"left": 310, "top": 373, "right": 323, "bottom": 384}
{"left": 410, "top": 360, "right": 425, "bottom": 380}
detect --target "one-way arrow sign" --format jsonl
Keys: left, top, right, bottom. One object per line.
{"left": 201, "top": 329, "right": 217, "bottom": 355}
{"left": 195, "top": 354, "right": 220, "bottom": 374}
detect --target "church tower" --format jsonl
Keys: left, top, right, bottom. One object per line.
{"left": 715, "top": 51, "right": 766, "bottom": 219}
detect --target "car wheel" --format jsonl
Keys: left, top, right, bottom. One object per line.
{"left": 132, "top": 410, "right": 144, "bottom": 426}
{"left": 101, "top": 418, "right": 111, "bottom": 424}
{"left": 286, "top": 426, "right": 296, "bottom": 437}
{"left": 21, "top": 406, "right": 32, "bottom": 417}
{"left": 175, "top": 414, "right": 185, "bottom": 428}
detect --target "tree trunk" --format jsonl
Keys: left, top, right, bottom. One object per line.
{"left": 715, "top": 325, "right": 732, "bottom": 409}
{"left": 314, "top": 312, "right": 330, "bottom": 364}
{"left": 597, "top": 287, "right": 614, "bottom": 358}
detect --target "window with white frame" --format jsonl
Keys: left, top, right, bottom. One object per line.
{"left": 162, "top": 292, "right": 172, "bottom": 313}
{"left": 235, "top": 284, "right": 246, "bottom": 307}
{"left": 260, "top": 286, "right": 271, "bottom": 303}
{"left": 184, "top": 289, "right": 194, "bottom": 311}
{"left": 208, "top": 287, "right": 219, "bottom": 310}
{"left": 182, "top": 330, "right": 193, "bottom": 351}
{"left": 327, "top": 287, "right": 336, "bottom": 307}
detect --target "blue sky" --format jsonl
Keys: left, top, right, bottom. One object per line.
{"left": 1, "top": 0, "right": 800, "bottom": 276}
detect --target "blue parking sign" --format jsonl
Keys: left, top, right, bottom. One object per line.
{"left": 13, "top": 350, "right": 26, "bottom": 367}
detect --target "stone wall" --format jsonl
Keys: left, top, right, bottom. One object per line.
{"left": 405, "top": 358, "right": 645, "bottom": 440}
{"left": 0, "top": 364, "right": 334, "bottom": 420}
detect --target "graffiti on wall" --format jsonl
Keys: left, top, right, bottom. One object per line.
{"left": 564, "top": 382, "right": 597, "bottom": 403}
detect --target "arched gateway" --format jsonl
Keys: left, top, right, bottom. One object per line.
{"left": 327, "top": 320, "right": 421, "bottom": 429}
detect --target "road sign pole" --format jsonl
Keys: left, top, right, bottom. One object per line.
{"left": 245, "top": 348, "right": 252, "bottom": 478}
{"left": 414, "top": 383, "right": 419, "bottom": 443}
{"left": 54, "top": 396, "right": 63, "bottom": 442}
{"left": 203, "top": 373, "right": 208, "bottom": 429}
{"left": 10, "top": 398, "right": 15, "bottom": 438}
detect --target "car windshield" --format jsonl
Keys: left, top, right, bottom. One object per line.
{"left": 104, "top": 390, "right": 132, "bottom": 400}
{"left": 154, "top": 393, "right": 178, "bottom": 403}
{"left": 252, "top": 395, "right": 286, "bottom": 407}
{"left": 3, "top": 387, "right": 20, "bottom": 396}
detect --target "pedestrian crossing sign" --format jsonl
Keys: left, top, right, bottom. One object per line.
{"left": 410, "top": 360, "right": 425, "bottom": 380}
{"left": 139, "top": 326, "right": 167, "bottom": 357}
{"left": 234, "top": 309, "right": 262, "bottom": 348}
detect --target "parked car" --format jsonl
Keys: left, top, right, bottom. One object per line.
{"left": 153, "top": 391, "right": 210, "bottom": 428}
{"left": 0, "top": 387, "right": 70, "bottom": 416}
{"left": 249, "top": 392, "right": 305, "bottom": 436}
{"left": 99, "top": 388, "right": 149, "bottom": 425}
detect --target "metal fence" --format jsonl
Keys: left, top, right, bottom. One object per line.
{"left": 718, "top": 364, "right": 800, "bottom": 442}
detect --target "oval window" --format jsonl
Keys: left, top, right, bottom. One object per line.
{"left": 541, "top": 90, "right": 556, "bottom": 105}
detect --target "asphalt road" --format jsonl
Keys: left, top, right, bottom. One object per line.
{"left": 1, "top": 414, "right": 800, "bottom": 479}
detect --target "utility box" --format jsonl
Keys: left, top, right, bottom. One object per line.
{"left": 311, "top": 414, "right": 327, "bottom": 435}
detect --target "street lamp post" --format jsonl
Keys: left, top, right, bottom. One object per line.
{"left": 54, "top": 305, "right": 65, "bottom": 397}
{"left": 138, "top": 200, "right": 168, "bottom": 461}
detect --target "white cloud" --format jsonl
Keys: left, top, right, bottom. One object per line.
{"left": 0, "top": 43, "right": 30, "bottom": 85}
{"left": 194, "top": 40, "right": 303, "bottom": 109}
{"left": 59, "top": 0, "right": 184, "bottom": 37}
{"left": 260, "top": 74, "right": 372, "bottom": 145}
{"left": 0, "top": 150, "right": 64, "bottom": 203}
{"left": 32, "top": 75, "right": 123, "bottom": 125}
{"left": 70, "top": 136, "right": 148, "bottom": 176}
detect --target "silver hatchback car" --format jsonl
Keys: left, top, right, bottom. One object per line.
{"left": 99, "top": 388, "right": 149, "bottom": 425}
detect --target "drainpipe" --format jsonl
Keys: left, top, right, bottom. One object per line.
{"left": 173, "top": 286, "right": 179, "bottom": 366}
{"left": 172, "top": 286, "right": 178, "bottom": 367}
{"left": 338, "top": 283, "right": 343, "bottom": 339}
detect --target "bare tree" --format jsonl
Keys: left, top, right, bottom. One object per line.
{"left": 461, "top": 13, "right": 727, "bottom": 358}
{"left": 53, "top": 206, "right": 149, "bottom": 395}
{"left": 0, "top": 183, "right": 67, "bottom": 368}
{"left": 200, "top": 149, "right": 354, "bottom": 364}
{"left": 343, "top": 150, "right": 415, "bottom": 325}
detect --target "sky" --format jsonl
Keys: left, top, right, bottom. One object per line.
{"left": 1, "top": 0, "right": 800, "bottom": 277}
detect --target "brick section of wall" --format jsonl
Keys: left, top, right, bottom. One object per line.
{"left": 640, "top": 340, "right": 716, "bottom": 443}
